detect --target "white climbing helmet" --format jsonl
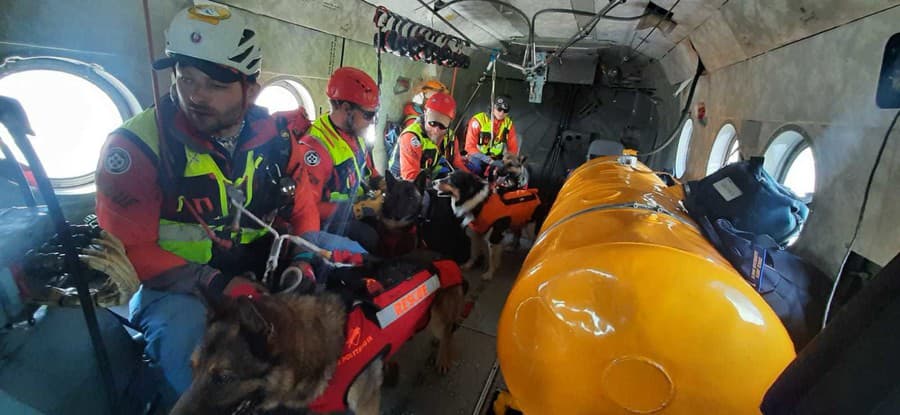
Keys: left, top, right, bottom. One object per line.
{"left": 153, "top": 4, "right": 262, "bottom": 79}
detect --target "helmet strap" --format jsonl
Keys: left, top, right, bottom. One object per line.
{"left": 345, "top": 110, "right": 357, "bottom": 135}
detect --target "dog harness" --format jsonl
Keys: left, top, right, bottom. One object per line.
{"left": 468, "top": 189, "right": 541, "bottom": 235}
{"left": 308, "top": 259, "right": 463, "bottom": 412}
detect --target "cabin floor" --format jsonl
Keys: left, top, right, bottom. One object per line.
{"left": 0, "top": 248, "right": 527, "bottom": 415}
{"left": 380, "top": 249, "right": 524, "bottom": 415}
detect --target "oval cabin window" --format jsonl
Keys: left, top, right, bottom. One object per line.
{"left": 674, "top": 119, "right": 693, "bottom": 178}
{"left": 0, "top": 57, "right": 138, "bottom": 193}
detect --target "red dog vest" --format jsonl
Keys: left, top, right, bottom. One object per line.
{"left": 308, "top": 259, "right": 463, "bottom": 412}
{"left": 469, "top": 188, "right": 541, "bottom": 235}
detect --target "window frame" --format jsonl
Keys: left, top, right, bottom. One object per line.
{"left": 706, "top": 122, "right": 738, "bottom": 175}
{"left": 257, "top": 76, "right": 316, "bottom": 119}
{"left": 763, "top": 127, "right": 814, "bottom": 183}
{"left": 674, "top": 118, "right": 693, "bottom": 178}
{"left": 0, "top": 56, "right": 140, "bottom": 193}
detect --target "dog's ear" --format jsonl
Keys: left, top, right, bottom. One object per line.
{"left": 414, "top": 170, "right": 429, "bottom": 193}
{"left": 235, "top": 298, "right": 276, "bottom": 359}
{"left": 235, "top": 297, "right": 274, "bottom": 337}
{"left": 385, "top": 172, "right": 397, "bottom": 191}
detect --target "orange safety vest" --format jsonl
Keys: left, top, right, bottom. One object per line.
{"left": 469, "top": 188, "right": 541, "bottom": 234}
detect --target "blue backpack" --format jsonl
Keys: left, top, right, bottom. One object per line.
{"left": 698, "top": 217, "right": 829, "bottom": 349}
{"left": 685, "top": 157, "right": 808, "bottom": 245}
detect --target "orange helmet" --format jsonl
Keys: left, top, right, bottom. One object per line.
{"left": 425, "top": 92, "right": 456, "bottom": 118}
{"left": 326, "top": 67, "right": 380, "bottom": 109}
{"left": 419, "top": 80, "right": 449, "bottom": 94}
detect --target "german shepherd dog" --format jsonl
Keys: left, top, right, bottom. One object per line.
{"left": 170, "top": 252, "right": 465, "bottom": 415}
{"left": 380, "top": 172, "right": 427, "bottom": 231}
{"left": 434, "top": 153, "right": 539, "bottom": 280}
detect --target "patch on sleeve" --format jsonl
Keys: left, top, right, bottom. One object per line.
{"left": 410, "top": 137, "right": 421, "bottom": 148}
{"left": 471, "top": 121, "right": 480, "bottom": 129}
{"left": 104, "top": 147, "right": 132, "bottom": 175}
{"left": 304, "top": 150, "right": 321, "bottom": 166}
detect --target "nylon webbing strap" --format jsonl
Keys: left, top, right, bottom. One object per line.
{"left": 489, "top": 52, "right": 497, "bottom": 149}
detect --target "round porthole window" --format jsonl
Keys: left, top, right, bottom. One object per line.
{"left": 256, "top": 78, "right": 315, "bottom": 119}
{"left": 674, "top": 119, "right": 693, "bottom": 178}
{"left": 706, "top": 123, "right": 738, "bottom": 175}
{"left": 0, "top": 56, "right": 139, "bottom": 194}
{"left": 764, "top": 129, "right": 816, "bottom": 199}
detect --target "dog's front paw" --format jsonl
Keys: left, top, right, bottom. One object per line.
{"left": 435, "top": 354, "right": 453, "bottom": 374}
{"left": 461, "top": 260, "right": 476, "bottom": 270}
{"left": 480, "top": 272, "right": 494, "bottom": 281}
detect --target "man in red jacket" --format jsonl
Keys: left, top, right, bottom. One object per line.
{"left": 389, "top": 92, "right": 470, "bottom": 181}
{"left": 464, "top": 95, "right": 520, "bottom": 175}
{"left": 94, "top": 5, "right": 363, "bottom": 407}
{"left": 292, "top": 67, "right": 383, "bottom": 252}
{"left": 401, "top": 79, "right": 449, "bottom": 127}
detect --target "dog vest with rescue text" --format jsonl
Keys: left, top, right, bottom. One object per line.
{"left": 308, "top": 259, "right": 463, "bottom": 412}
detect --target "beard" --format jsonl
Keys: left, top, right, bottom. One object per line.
{"left": 177, "top": 94, "right": 244, "bottom": 136}
{"left": 426, "top": 128, "right": 445, "bottom": 142}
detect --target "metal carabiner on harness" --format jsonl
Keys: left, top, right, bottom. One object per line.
{"left": 226, "top": 184, "right": 246, "bottom": 237}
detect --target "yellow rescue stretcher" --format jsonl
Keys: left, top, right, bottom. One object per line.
{"left": 494, "top": 154, "right": 795, "bottom": 415}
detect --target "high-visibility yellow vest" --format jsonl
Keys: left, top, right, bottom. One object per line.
{"left": 306, "top": 116, "right": 369, "bottom": 202}
{"left": 388, "top": 120, "right": 456, "bottom": 179}
{"left": 473, "top": 112, "right": 512, "bottom": 158}
{"left": 118, "top": 107, "right": 273, "bottom": 264}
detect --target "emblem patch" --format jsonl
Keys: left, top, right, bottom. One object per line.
{"left": 304, "top": 150, "right": 321, "bottom": 166}
{"left": 104, "top": 147, "right": 132, "bottom": 175}
{"left": 410, "top": 137, "right": 421, "bottom": 148}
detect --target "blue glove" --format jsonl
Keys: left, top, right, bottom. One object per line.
{"left": 466, "top": 156, "right": 487, "bottom": 176}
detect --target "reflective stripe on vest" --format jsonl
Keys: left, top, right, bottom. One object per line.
{"left": 375, "top": 274, "right": 440, "bottom": 328}
{"left": 474, "top": 112, "right": 512, "bottom": 157}
{"left": 307, "top": 116, "right": 368, "bottom": 202}
{"left": 119, "top": 107, "right": 269, "bottom": 264}
{"left": 388, "top": 121, "right": 455, "bottom": 177}
{"left": 182, "top": 146, "right": 263, "bottom": 217}
{"left": 158, "top": 219, "right": 269, "bottom": 264}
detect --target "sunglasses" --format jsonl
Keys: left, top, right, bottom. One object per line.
{"left": 427, "top": 120, "right": 448, "bottom": 130}
{"left": 495, "top": 106, "right": 510, "bottom": 113}
{"left": 350, "top": 103, "right": 378, "bottom": 121}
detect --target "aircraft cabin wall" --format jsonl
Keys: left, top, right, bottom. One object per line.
{"left": 655, "top": 2, "right": 900, "bottom": 277}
